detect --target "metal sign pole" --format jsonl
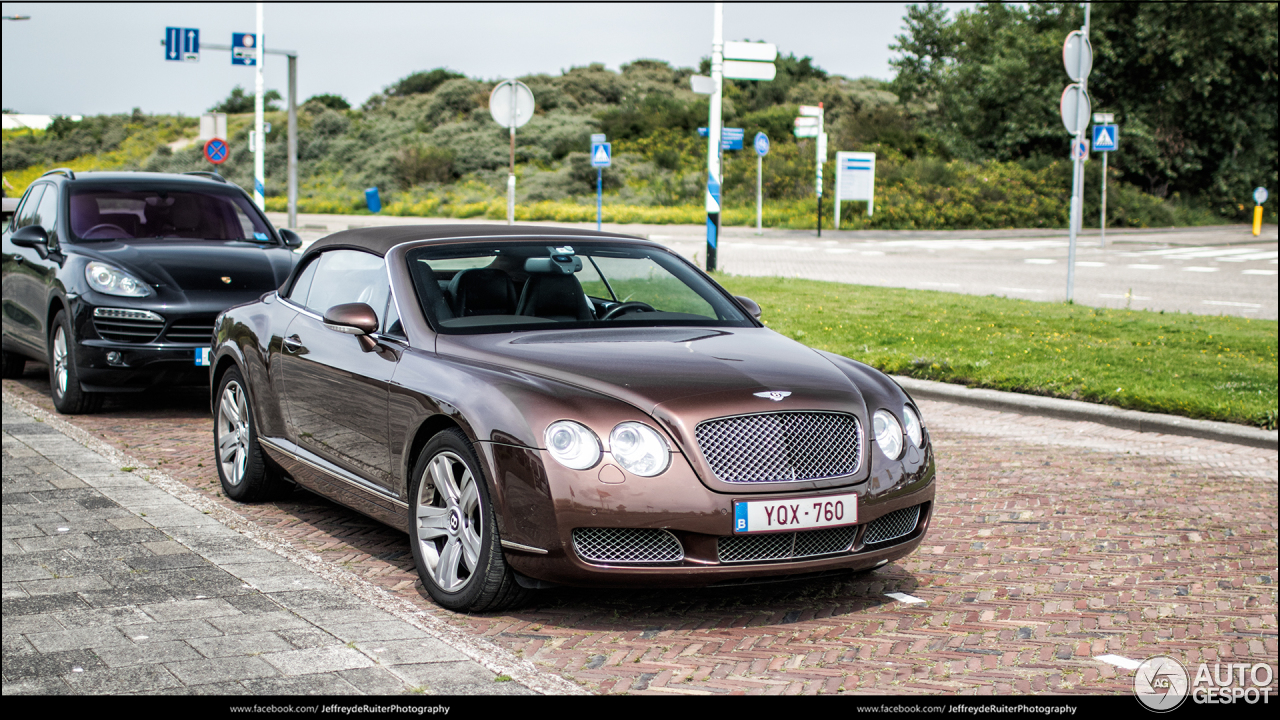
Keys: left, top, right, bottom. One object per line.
{"left": 596, "top": 168, "right": 603, "bottom": 231}
{"left": 816, "top": 105, "right": 823, "bottom": 237}
{"left": 1099, "top": 150, "right": 1107, "bottom": 247}
{"left": 252, "top": 2, "right": 265, "bottom": 210}
{"left": 756, "top": 153, "right": 763, "bottom": 234}
{"left": 507, "top": 82, "right": 516, "bottom": 225}
{"left": 1065, "top": 4, "right": 1090, "bottom": 303}
{"left": 287, "top": 53, "right": 297, "bottom": 229}
{"left": 704, "top": 2, "right": 724, "bottom": 272}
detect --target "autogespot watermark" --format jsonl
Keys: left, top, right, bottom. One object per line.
{"left": 1133, "top": 655, "right": 1275, "bottom": 712}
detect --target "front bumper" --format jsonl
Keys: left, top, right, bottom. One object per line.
{"left": 485, "top": 435, "right": 937, "bottom": 588}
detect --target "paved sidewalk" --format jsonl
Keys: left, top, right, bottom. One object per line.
{"left": 2, "top": 401, "right": 576, "bottom": 696}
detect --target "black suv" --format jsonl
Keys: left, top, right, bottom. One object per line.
{"left": 1, "top": 170, "right": 302, "bottom": 413}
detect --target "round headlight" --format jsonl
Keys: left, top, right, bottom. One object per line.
{"left": 608, "top": 422, "right": 670, "bottom": 477}
{"left": 85, "top": 261, "right": 151, "bottom": 298}
{"left": 544, "top": 420, "right": 601, "bottom": 471}
{"left": 873, "top": 410, "right": 904, "bottom": 460}
{"left": 903, "top": 406, "right": 923, "bottom": 448}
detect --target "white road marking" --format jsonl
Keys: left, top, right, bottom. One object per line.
{"left": 885, "top": 592, "right": 926, "bottom": 604}
{"left": 1096, "top": 654, "right": 1142, "bottom": 670}
{"left": 1242, "top": 269, "right": 1276, "bottom": 275}
{"left": 874, "top": 239, "right": 1069, "bottom": 251}
{"left": 1234, "top": 251, "right": 1279, "bottom": 261}
{"left": 1099, "top": 293, "right": 1151, "bottom": 299}
{"left": 1203, "top": 300, "right": 1262, "bottom": 308}
{"left": 825, "top": 248, "right": 855, "bottom": 254}
{"left": 997, "top": 287, "right": 1046, "bottom": 293}
{"left": 1184, "top": 266, "right": 1220, "bottom": 272}
{"left": 1025, "top": 259, "right": 1056, "bottom": 264}
{"left": 861, "top": 250, "right": 886, "bottom": 256}
{"left": 919, "top": 281, "right": 961, "bottom": 287}
{"left": 1075, "top": 261, "right": 1107, "bottom": 267}
{"left": 1127, "top": 264, "right": 1164, "bottom": 270}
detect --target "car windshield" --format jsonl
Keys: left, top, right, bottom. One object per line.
{"left": 405, "top": 241, "right": 752, "bottom": 334}
{"left": 67, "top": 186, "right": 275, "bottom": 242}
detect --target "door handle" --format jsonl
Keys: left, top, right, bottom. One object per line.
{"left": 282, "top": 335, "right": 303, "bottom": 352}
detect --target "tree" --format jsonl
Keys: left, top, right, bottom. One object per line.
{"left": 386, "top": 68, "right": 465, "bottom": 97}
{"left": 210, "top": 86, "right": 282, "bottom": 114}
{"left": 304, "top": 93, "right": 350, "bottom": 111}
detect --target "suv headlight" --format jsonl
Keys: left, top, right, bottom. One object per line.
{"left": 609, "top": 422, "right": 670, "bottom": 477}
{"left": 545, "top": 420, "right": 601, "bottom": 470}
{"left": 873, "top": 410, "right": 904, "bottom": 460}
{"left": 86, "top": 261, "right": 151, "bottom": 297}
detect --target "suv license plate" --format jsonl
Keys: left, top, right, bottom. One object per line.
{"left": 733, "top": 492, "right": 858, "bottom": 534}
{"left": 195, "top": 348, "right": 211, "bottom": 367}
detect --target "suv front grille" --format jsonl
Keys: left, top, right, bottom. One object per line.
{"left": 718, "top": 525, "right": 857, "bottom": 563}
{"left": 572, "top": 528, "right": 684, "bottom": 565}
{"left": 165, "top": 318, "right": 215, "bottom": 344}
{"left": 695, "top": 412, "right": 862, "bottom": 484}
{"left": 92, "top": 308, "right": 164, "bottom": 343}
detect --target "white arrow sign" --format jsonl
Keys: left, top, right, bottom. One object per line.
{"left": 794, "top": 117, "right": 819, "bottom": 127}
{"left": 724, "top": 60, "right": 776, "bottom": 81}
{"left": 724, "top": 41, "right": 777, "bottom": 62}
{"left": 798, "top": 105, "right": 823, "bottom": 117}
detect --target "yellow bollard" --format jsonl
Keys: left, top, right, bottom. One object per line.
{"left": 1254, "top": 205, "right": 1263, "bottom": 236}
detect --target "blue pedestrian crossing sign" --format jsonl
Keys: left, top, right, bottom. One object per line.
{"left": 591, "top": 142, "right": 612, "bottom": 168}
{"left": 1092, "top": 124, "right": 1119, "bottom": 152}
{"left": 165, "top": 27, "right": 199, "bottom": 62}
{"left": 232, "top": 32, "right": 258, "bottom": 66}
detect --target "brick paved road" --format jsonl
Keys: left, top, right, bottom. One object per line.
{"left": 4, "top": 371, "right": 1276, "bottom": 696}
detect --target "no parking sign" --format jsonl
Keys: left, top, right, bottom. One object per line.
{"left": 203, "top": 138, "right": 229, "bottom": 165}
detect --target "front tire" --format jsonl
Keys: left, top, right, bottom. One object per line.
{"left": 214, "top": 367, "right": 286, "bottom": 502}
{"left": 47, "top": 311, "right": 103, "bottom": 414}
{"left": 409, "top": 428, "right": 528, "bottom": 612}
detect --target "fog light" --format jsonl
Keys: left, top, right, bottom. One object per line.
{"left": 107, "top": 351, "right": 122, "bottom": 365}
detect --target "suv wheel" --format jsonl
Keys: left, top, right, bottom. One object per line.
{"left": 47, "top": 311, "right": 103, "bottom": 414}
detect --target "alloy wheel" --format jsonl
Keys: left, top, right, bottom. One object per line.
{"left": 216, "top": 380, "right": 250, "bottom": 487}
{"left": 52, "top": 326, "right": 69, "bottom": 396}
{"left": 415, "top": 451, "right": 483, "bottom": 592}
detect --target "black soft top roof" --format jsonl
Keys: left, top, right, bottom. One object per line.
{"left": 306, "top": 224, "right": 648, "bottom": 258}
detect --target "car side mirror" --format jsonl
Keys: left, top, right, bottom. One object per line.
{"left": 323, "top": 302, "right": 379, "bottom": 352}
{"left": 279, "top": 228, "right": 303, "bottom": 249}
{"left": 734, "top": 295, "right": 762, "bottom": 321}
{"left": 11, "top": 225, "right": 50, "bottom": 259}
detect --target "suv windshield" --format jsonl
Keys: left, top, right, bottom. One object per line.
{"left": 68, "top": 186, "right": 275, "bottom": 242}
{"left": 406, "top": 242, "right": 752, "bottom": 334}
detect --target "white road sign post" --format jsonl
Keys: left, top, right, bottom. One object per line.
{"left": 1061, "top": 4, "right": 1092, "bottom": 303}
{"left": 796, "top": 105, "right": 825, "bottom": 236}
{"left": 835, "top": 152, "right": 876, "bottom": 229}
{"left": 1093, "top": 112, "right": 1117, "bottom": 247}
{"left": 253, "top": 3, "right": 265, "bottom": 210}
{"left": 703, "top": 6, "right": 776, "bottom": 271}
{"left": 489, "top": 80, "right": 535, "bottom": 225}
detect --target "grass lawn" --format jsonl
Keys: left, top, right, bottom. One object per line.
{"left": 716, "top": 275, "right": 1279, "bottom": 430}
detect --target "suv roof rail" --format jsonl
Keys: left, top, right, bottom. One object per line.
{"left": 182, "top": 171, "right": 227, "bottom": 183}
{"left": 40, "top": 168, "right": 76, "bottom": 180}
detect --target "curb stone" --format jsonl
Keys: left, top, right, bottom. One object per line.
{"left": 2, "top": 391, "right": 590, "bottom": 696}
{"left": 893, "top": 375, "right": 1277, "bottom": 450}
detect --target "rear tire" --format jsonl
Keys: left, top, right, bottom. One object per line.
{"left": 214, "top": 367, "right": 287, "bottom": 502}
{"left": 408, "top": 428, "right": 529, "bottom": 612}
{"left": 47, "top": 311, "right": 103, "bottom": 414}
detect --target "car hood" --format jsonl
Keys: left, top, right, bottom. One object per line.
{"left": 75, "top": 238, "right": 289, "bottom": 292}
{"left": 436, "top": 326, "right": 867, "bottom": 418}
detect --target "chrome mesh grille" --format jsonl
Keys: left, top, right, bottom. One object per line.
{"left": 695, "top": 412, "right": 861, "bottom": 484}
{"left": 863, "top": 505, "right": 922, "bottom": 545}
{"left": 572, "top": 528, "right": 684, "bottom": 565}
{"left": 718, "top": 526, "right": 857, "bottom": 564}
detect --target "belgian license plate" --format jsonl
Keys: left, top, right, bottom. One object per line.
{"left": 195, "top": 348, "right": 211, "bottom": 367}
{"left": 733, "top": 492, "right": 858, "bottom": 534}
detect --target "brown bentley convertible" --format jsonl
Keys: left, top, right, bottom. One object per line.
{"left": 210, "top": 225, "right": 935, "bottom": 611}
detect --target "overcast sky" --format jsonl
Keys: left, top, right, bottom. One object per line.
{"left": 1, "top": 3, "right": 966, "bottom": 117}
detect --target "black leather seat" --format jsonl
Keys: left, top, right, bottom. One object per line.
{"left": 448, "top": 268, "right": 517, "bottom": 317}
{"left": 516, "top": 273, "right": 595, "bottom": 322}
